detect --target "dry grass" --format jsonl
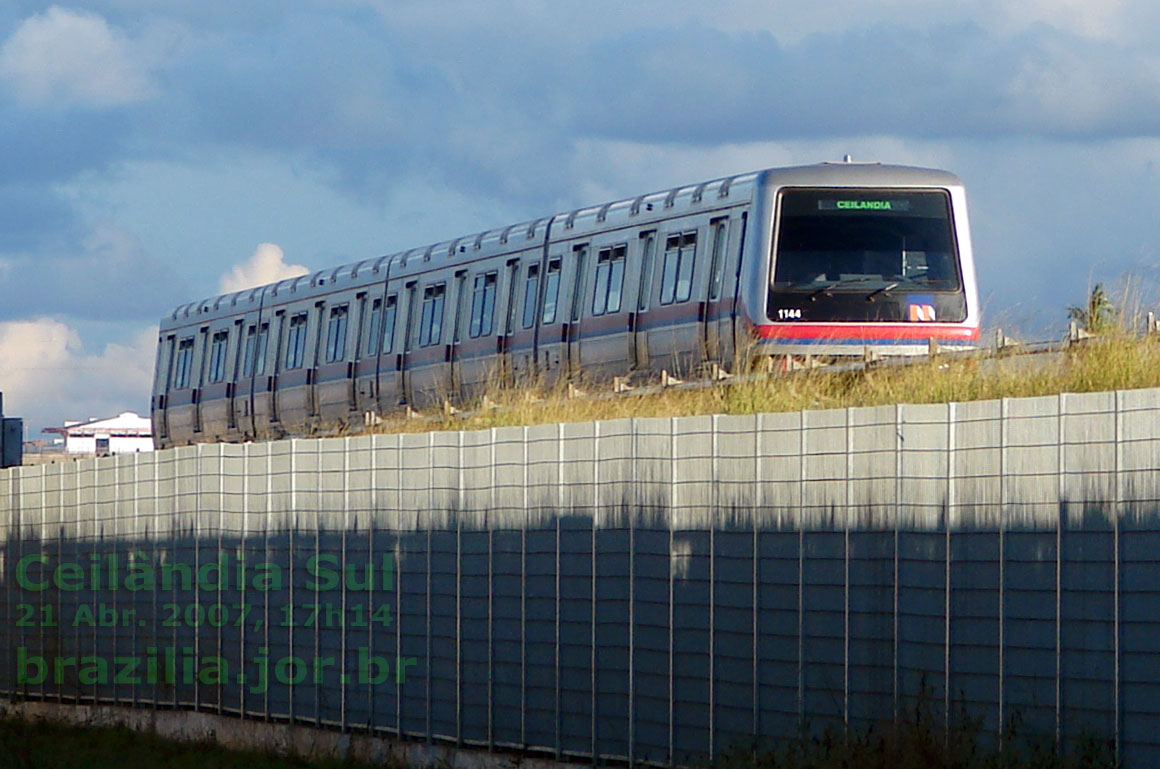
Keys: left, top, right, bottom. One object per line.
{"left": 363, "top": 333, "right": 1160, "bottom": 437}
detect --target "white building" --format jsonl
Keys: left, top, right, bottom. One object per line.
{"left": 44, "top": 412, "right": 153, "bottom": 455}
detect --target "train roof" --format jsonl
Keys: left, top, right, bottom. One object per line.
{"left": 162, "top": 162, "right": 961, "bottom": 329}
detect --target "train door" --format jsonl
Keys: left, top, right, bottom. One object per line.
{"left": 631, "top": 230, "right": 658, "bottom": 371}
{"left": 445, "top": 270, "right": 468, "bottom": 398}
{"left": 250, "top": 315, "right": 276, "bottom": 439}
{"left": 192, "top": 326, "right": 210, "bottom": 436}
{"left": 403, "top": 279, "right": 451, "bottom": 408}
{"left": 399, "top": 281, "right": 419, "bottom": 405}
{"left": 530, "top": 254, "right": 565, "bottom": 386}
{"left": 164, "top": 333, "right": 198, "bottom": 444}
{"left": 198, "top": 323, "right": 234, "bottom": 440}
{"left": 645, "top": 226, "right": 703, "bottom": 376}
{"left": 350, "top": 292, "right": 372, "bottom": 416}
{"left": 308, "top": 301, "right": 327, "bottom": 421}
{"left": 316, "top": 300, "right": 358, "bottom": 426}
{"left": 225, "top": 318, "right": 245, "bottom": 438}
{"left": 579, "top": 241, "right": 631, "bottom": 378}
{"left": 273, "top": 307, "right": 314, "bottom": 428}
{"left": 265, "top": 310, "right": 289, "bottom": 436}
{"left": 714, "top": 211, "right": 747, "bottom": 369}
{"left": 507, "top": 259, "right": 538, "bottom": 386}
{"left": 353, "top": 292, "right": 378, "bottom": 414}
{"left": 454, "top": 267, "right": 497, "bottom": 399}
{"left": 565, "top": 243, "right": 589, "bottom": 377}
{"left": 701, "top": 216, "right": 732, "bottom": 366}
{"left": 500, "top": 259, "right": 521, "bottom": 383}
{"left": 152, "top": 333, "right": 177, "bottom": 446}
{"left": 375, "top": 291, "right": 402, "bottom": 408}
{"left": 232, "top": 313, "right": 265, "bottom": 440}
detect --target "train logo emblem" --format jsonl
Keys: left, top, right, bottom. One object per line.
{"left": 908, "top": 295, "right": 936, "bottom": 322}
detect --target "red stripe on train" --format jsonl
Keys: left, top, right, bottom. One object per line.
{"left": 755, "top": 323, "right": 980, "bottom": 341}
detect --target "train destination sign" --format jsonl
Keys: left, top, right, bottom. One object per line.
{"left": 818, "top": 199, "right": 913, "bottom": 212}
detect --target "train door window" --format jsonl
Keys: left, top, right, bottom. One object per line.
{"left": 569, "top": 245, "right": 589, "bottom": 322}
{"left": 231, "top": 320, "right": 245, "bottom": 381}
{"left": 159, "top": 335, "right": 176, "bottom": 400}
{"left": 173, "top": 337, "right": 194, "bottom": 389}
{"left": 208, "top": 330, "right": 229, "bottom": 383}
{"left": 272, "top": 314, "right": 287, "bottom": 375}
{"left": 542, "top": 257, "right": 562, "bottom": 324}
{"left": 253, "top": 323, "right": 269, "bottom": 376}
{"left": 418, "top": 283, "right": 446, "bottom": 347}
{"left": 521, "top": 264, "right": 540, "bottom": 329}
{"left": 324, "top": 305, "right": 349, "bottom": 363}
{"left": 676, "top": 231, "right": 697, "bottom": 302}
{"left": 470, "top": 271, "right": 498, "bottom": 338}
{"left": 381, "top": 294, "right": 398, "bottom": 353}
{"left": 365, "top": 299, "right": 382, "bottom": 356}
{"left": 592, "top": 244, "right": 627, "bottom": 316}
{"left": 452, "top": 272, "right": 468, "bottom": 344}
{"left": 660, "top": 231, "right": 698, "bottom": 305}
{"left": 403, "top": 284, "right": 418, "bottom": 352}
{"left": 707, "top": 218, "right": 730, "bottom": 301}
{"left": 504, "top": 262, "right": 521, "bottom": 335}
{"left": 285, "top": 312, "right": 308, "bottom": 369}
{"left": 637, "top": 232, "right": 657, "bottom": 311}
{"left": 243, "top": 325, "right": 257, "bottom": 376}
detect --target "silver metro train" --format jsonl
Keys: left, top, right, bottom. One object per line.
{"left": 151, "top": 161, "right": 980, "bottom": 448}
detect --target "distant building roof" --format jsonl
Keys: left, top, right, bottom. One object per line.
{"left": 43, "top": 411, "right": 152, "bottom": 438}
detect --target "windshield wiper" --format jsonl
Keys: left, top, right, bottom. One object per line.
{"left": 808, "top": 277, "right": 875, "bottom": 301}
{"left": 865, "top": 282, "right": 900, "bottom": 302}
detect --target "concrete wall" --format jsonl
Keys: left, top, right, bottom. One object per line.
{"left": 2, "top": 388, "right": 1160, "bottom": 764}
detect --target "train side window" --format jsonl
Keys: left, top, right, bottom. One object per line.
{"left": 285, "top": 312, "right": 309, "bottom": 369}
{"left": 592, "top": 244, "right": 627, "bottom": 316}
{"left": 470, "top": 271, "right": 498, "bottom": 338}
{"left": 660, "top": 231, "right": 698, "bottom": 305}
{"left": 569, "top": 245, "right": 589, "bottom": 322}
{"left": 208, "top": 330, "right": 229, "bottom": 383}
{"left": 418, "top": 283, "right": 446, "bottom": 347}
{"left": 521, "top": 264, "right": 540, "bottom": 329}
{"left": 173, "top": 337, "right": 194, "bottom": 389}
{"left": 324, "top": 304, "right": 349, "bottom": 363}
{"left": 637, "top": 232, "right": 657, "bottom": 311}
{"left": 707, "top": 218, "right": 730, "bottom": 301}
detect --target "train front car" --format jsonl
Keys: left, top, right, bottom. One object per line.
{"left": 744, "top": 163, "right": 979, "bottom": 358}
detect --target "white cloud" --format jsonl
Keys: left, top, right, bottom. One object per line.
{"left": 0, "top": 6, "right": 156, "bottom": 107}
{"left": 218, "top": 243, "right": 309, "bottom": 294}
{"left": 0, "top": 319, "right": 156, "bottom": 435}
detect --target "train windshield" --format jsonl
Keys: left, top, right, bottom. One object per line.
{"left": 772, "top": 189, "right": 960, "bottom": 293}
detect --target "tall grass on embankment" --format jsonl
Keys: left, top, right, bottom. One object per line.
{"left": 0, "top": 705, "right": 1118, "bottom": 769}
{"left": 0, "top": 715, "right": 391, "bottom": 769}
{"left": 714, "top": 708, "right": 1117, "bottom": 769}
{"left": 370, "top": 334, "right": 1160, "bottom": 437}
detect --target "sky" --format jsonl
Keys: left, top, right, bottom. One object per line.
{"left": 2, "top": 0, "right": 1160, "bottom": 436}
